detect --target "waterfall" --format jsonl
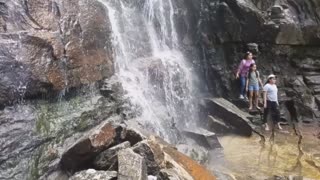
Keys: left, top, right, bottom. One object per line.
{"left": 98, "top": 0, "right": 200, "bottom": 143}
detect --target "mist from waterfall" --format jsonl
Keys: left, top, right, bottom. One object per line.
{"left": 98, "top": 0, "right": 200, "bottom": 143}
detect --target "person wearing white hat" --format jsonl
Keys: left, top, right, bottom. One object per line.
{"left": 262, "top": 74, "right": 282, "bottom": 131}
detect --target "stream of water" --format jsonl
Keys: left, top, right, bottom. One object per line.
{"left": 98, "top": 0, "right": 200, "bottom": 143}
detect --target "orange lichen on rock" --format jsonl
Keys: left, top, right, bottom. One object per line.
{"left": 162, "top": 146, "right": 216, "bottom": 180}
{"left": 148, "top": 136, "right": 216, "bottom": 180}
{"left": 90, "top": 123, "right": 116, "bottom": 148}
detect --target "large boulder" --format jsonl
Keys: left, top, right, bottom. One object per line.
{"left": 60, "top": 122, "right": 126, "bottom": 172}
{"left": 204, "top": 98, "right": 254, "bottom": 136}
{"left": 181, "top": 128, "right": 221, "bottom": 149}
{"left": 118, "top": 148, "right": 148, "bottom": 180}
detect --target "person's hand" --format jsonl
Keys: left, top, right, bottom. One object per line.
{"left": 264, "top": 103, "right": 267, "bottom": 108}
{"left": 246, "top": 87, "right": 248, "bottom": 92}
{"left": 236, "top": 73, "right": 239, "bottom": 79}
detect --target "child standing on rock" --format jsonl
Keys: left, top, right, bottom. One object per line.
{"left": 246, "top": 63, "right": 263, "bottom": 110}
{"left": 263, "top": 74, "right": 282, "bottom": 131}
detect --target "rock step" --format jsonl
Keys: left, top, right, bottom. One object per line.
{"left": 204, "top": 98, "right": 253, "bottom": 136}
{"left": 304, "top": 75, "right": 320, "bottom": 85}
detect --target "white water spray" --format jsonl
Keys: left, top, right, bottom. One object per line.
{"left": 98, "top": 0, "right": 200, "bottom": 142}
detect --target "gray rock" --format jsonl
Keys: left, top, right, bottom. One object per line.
{"left": 207, "top": 115, "right": 232, "bottom": 134}
{"left": 204, "top": 98, "right": 253, "bottom": 136}
{"left": 41, "top": 170, "right": 68, "bottom": 180}
{"left": 304, "top": 76, "right": 320, "bottom": 85}
{"left": 132, "top": 141, "right": 160, "bottom": 176}
{"left": 182, "top": 128, "right": 221, "bottom": 149}
{"left": 158, "top": 169, "right": 184, "bottom": 180}
{"left": 93, "top": 141, "right": 131, "bottom": 170}
{"left": 315, "top": 95, "right": 320, "bottom": 107}
{"left": 270, "top": 5, "right": 285, "bottom": 19}
{"left": 312, "top": 85, "right": 320, "bottom": 94}
{"left": 118, "top": 148, "right": 148, "bottom": 180}
{"left": 100, "top": 76, "right": 124, "bottom": 100}
{"left": 247, "top": 43, "right": 259, "bottom": 54}
{"left": 69, "top": 169, "right": 117, "bottom": 180}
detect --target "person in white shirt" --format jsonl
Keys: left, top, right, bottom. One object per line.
{"left": 262, "top": 74, "right": 282, "bottom": 131}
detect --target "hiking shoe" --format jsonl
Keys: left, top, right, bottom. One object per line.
{"left": 239, "top": 95, "right": 244, "bottom": 99}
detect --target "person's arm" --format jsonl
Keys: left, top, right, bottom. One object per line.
{"left": 276, "top": 85, "right": 279, "bottom": 106}
{"left": 236, "top": 60, "right": 244, "bottom": 79}
{"left": 258, "top": 71, "right": 263, "bottom": 87}
{"left": 263, "top": 85, "right": 268, "bottom": 108}
{"left": 259, "top": 80, "right": 264, "bottom": 90}
{"left": 263, "top": 91, "right": 267, "bottom": 108}
{"left": 246, "top": 75, "right": 249, "bottom": 92}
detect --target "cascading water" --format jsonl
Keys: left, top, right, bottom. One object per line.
{"left": 98, "top": 0, "right": 200, "bottom": 143}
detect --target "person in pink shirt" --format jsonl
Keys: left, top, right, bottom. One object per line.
{"left": 236, "top": 52, "right": 255, "bottom": 99}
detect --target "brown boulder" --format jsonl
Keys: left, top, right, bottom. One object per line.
{"left": 60, "top": 122, "right": 126, "bottom": 172}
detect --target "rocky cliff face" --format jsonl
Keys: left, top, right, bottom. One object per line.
{"left": 187, "top": 0, "right": 320, "bottom": 121}
{"left": 0, "top": 0, "right": 114, "bottom": 108}
{"left": 0, "top": 0, "right": 116, "bottom": 179}
{"left": 1, "top": 0, "right": 320, "bottom": 179}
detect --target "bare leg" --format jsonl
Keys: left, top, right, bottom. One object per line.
{"left": 249, "top": 90, "right": 253, "bottom": 110}
{"left": 263, "top": 101, "right": 270, "bottom": 131}
{"left": 254, "top": 90, "right": 260, "bottom": 109}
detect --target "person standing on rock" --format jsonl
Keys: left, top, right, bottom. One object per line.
{"left": 263, "top": 74, "right": 282, "bottom": 131}
{"left": 246, "top": 63, "right": 263, "bottom": 110}
{"left": 236, "top": 52, "right": 255, "bottom": 100}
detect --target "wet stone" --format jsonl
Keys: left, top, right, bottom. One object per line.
{"left": 118, "top": 148, "right": 148, "bottom": 180}
{"left": 132, "top": 141, "right": 160, "bottom": 176}
{"left": 93, "top": 141, "right": 131, "bottom": 170}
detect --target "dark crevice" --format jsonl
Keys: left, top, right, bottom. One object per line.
{"left": 22, "top": 0, "right": 44, "bottom": 30}
{"left": 305, "top": 159, "right": 320, "bottom": 173}
{"left": 291, "top": 122, "right": 304, "bottom": 174}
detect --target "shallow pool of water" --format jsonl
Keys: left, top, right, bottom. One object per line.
{"left": 213, "top": 125, "right": 320, "bottom": 179}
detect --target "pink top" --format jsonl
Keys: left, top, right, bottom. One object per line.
{"left": 238, "top": 59, "right": 255, "bottom": 77}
